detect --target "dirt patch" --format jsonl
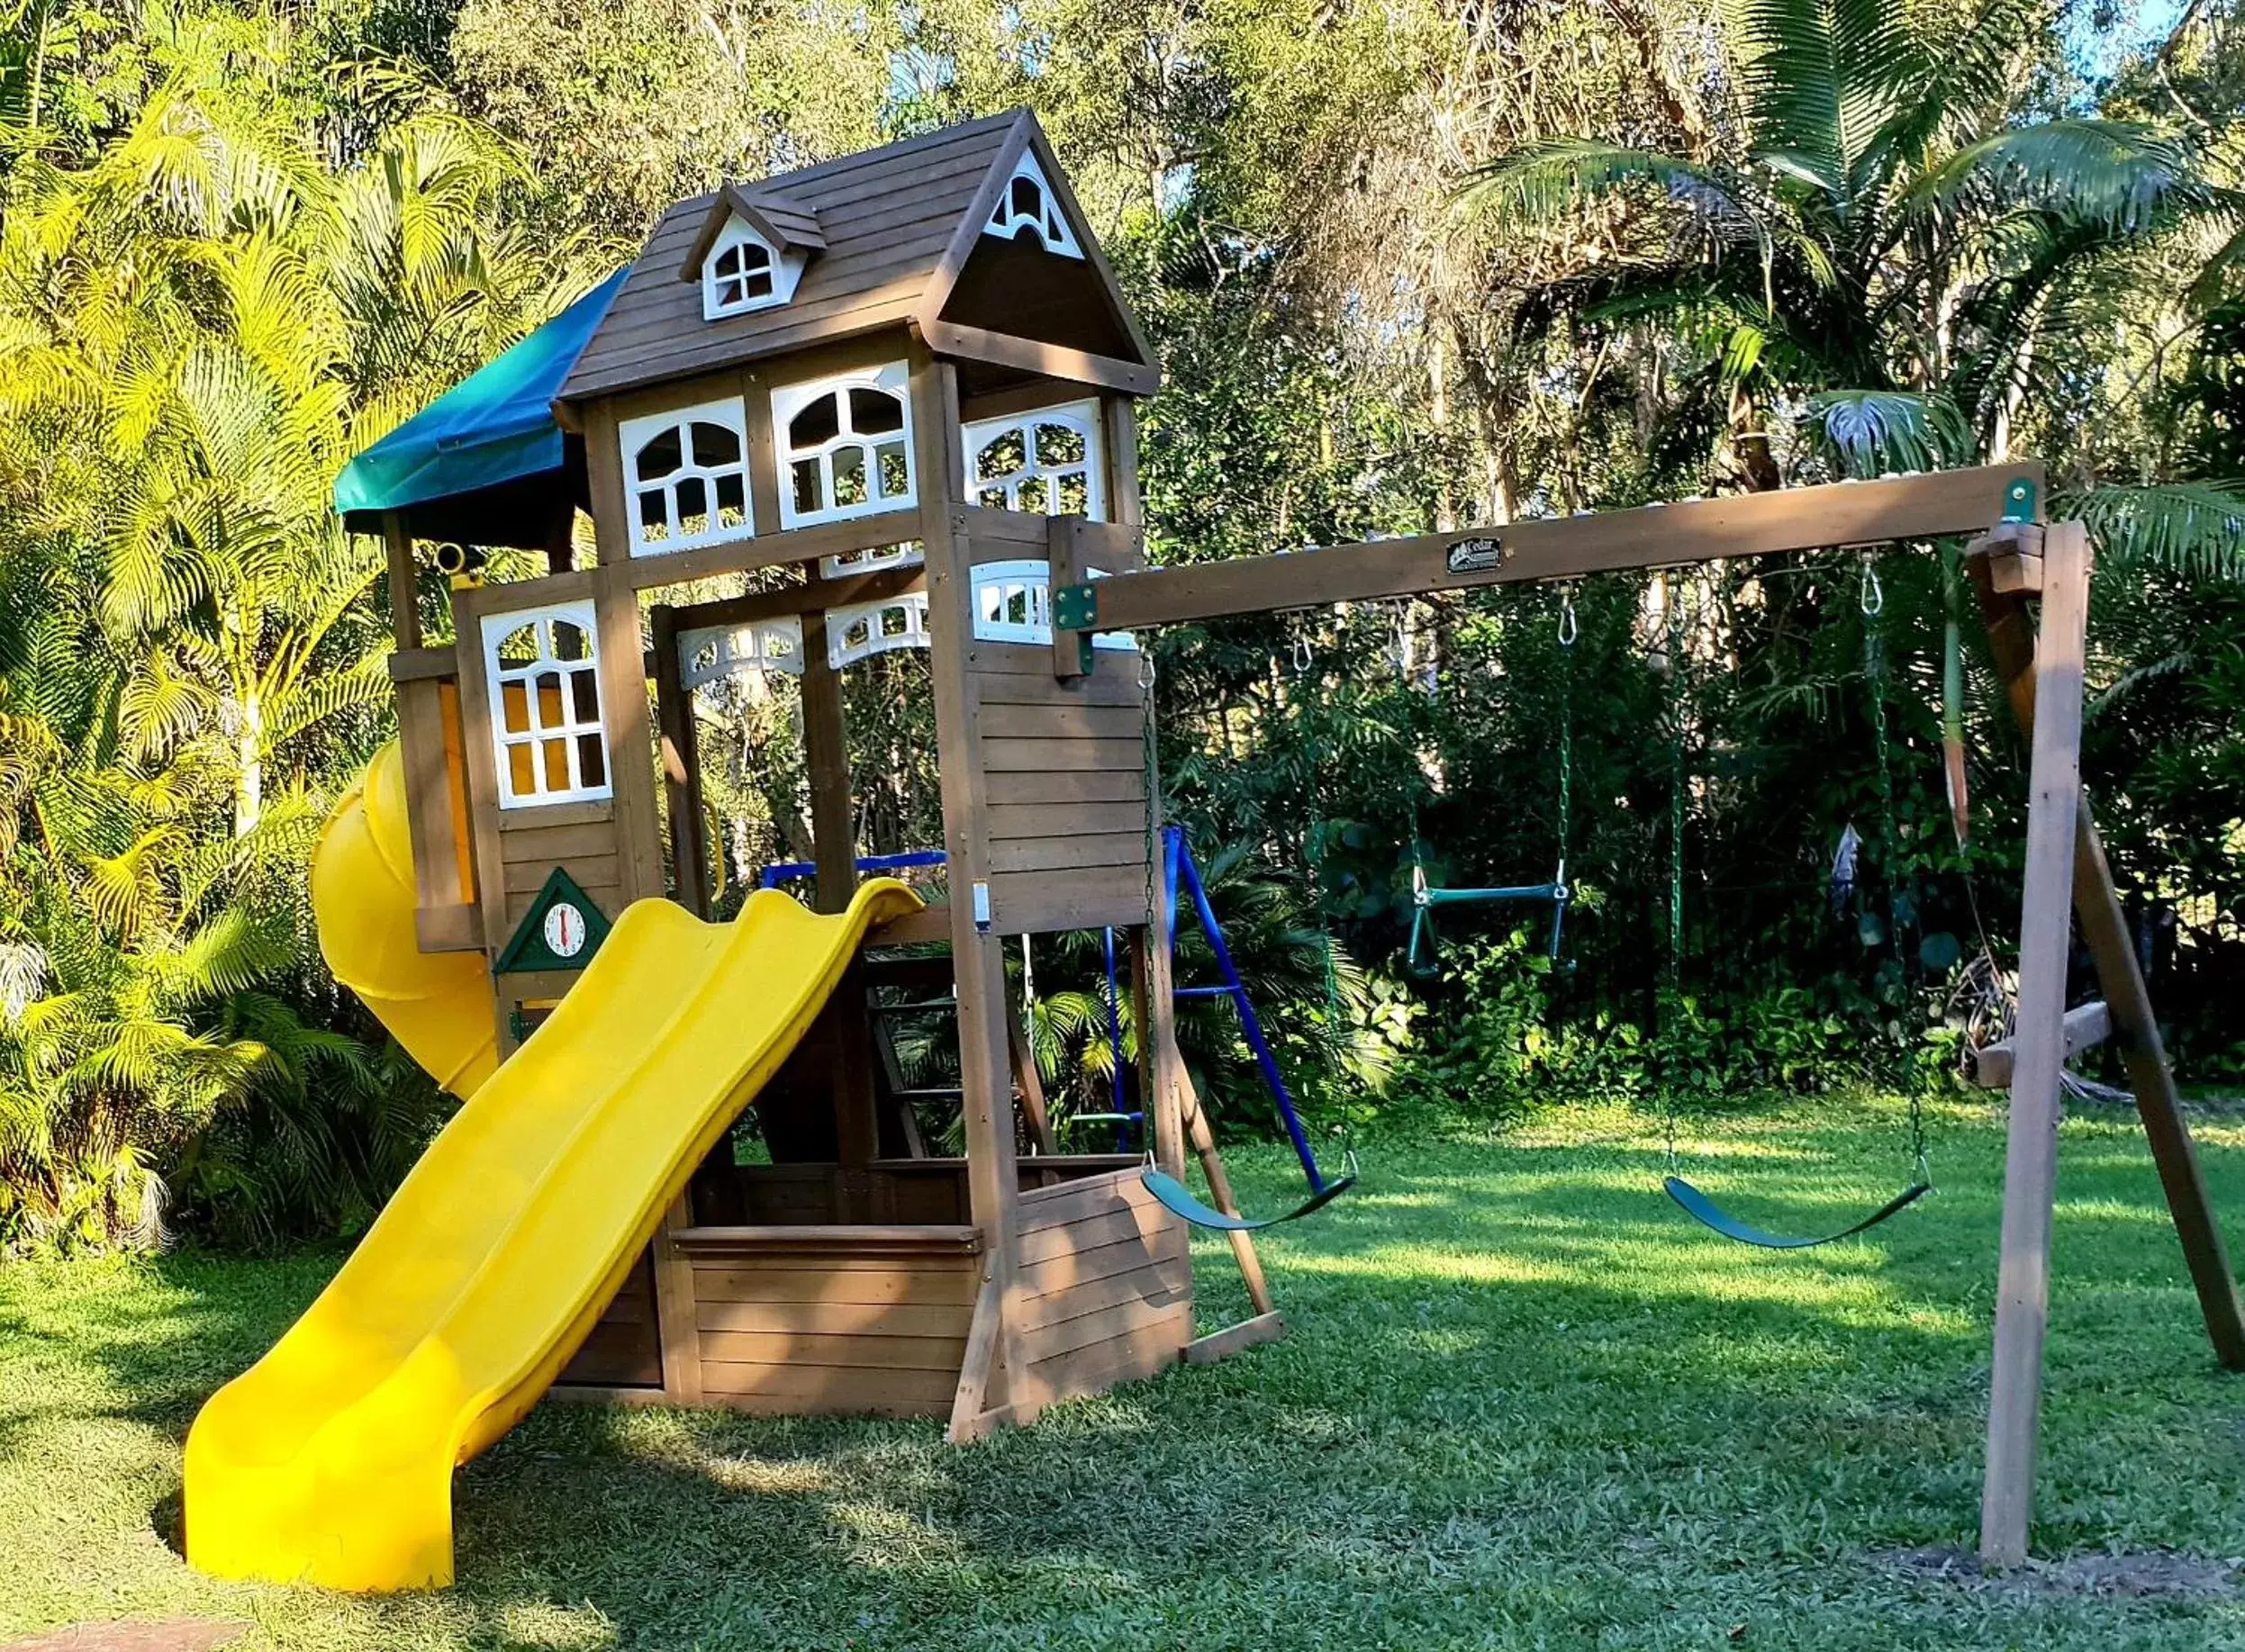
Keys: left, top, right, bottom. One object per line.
{"left": 0, "top": 1623, "right": 249, "bottom": 1652}
{"left": 1878, "top": 1545, "right": 2242, "bottom": 1598}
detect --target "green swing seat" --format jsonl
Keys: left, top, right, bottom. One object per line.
{"left": 1140, "top": 1152, "right": 1361, "bottom": 1232}
{"left": 1661, "top": 1173, "right": 1931, "bottom": 1250}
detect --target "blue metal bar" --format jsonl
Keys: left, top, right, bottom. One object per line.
{"left": 1174, "top": 984, "right": 1234, "bottom": 999}
{"left": 1167, "top": 825, "right": 1326, "bottom": 1192}
{"left": 760, "top": 848, "right": 948, "bottom": 889}
{"left": 1101, "top": 925, "right": 1130, "bottom": 1151}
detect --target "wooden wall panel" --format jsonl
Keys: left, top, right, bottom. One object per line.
{"left": 495, "top": 802, "right": 627, "bottom": 933}
{"left": 685, "top": 1241, "right": 980, "bottom": 1417}
{"left": 555, "top": 1251, "right": 663, "bottom": 1388}
{"left": 1012, "top": 1167, "right": 1192, "bottom": 1404}
{"left": 966, "top": 637, "right": 1150, "bottom": 935}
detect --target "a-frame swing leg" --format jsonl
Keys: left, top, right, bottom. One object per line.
{"left": 1969, "top": 522, "right": 2245, "bottom": 1567}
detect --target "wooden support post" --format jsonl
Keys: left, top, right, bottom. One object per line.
{"left": 650, "top": 1194, "right": 703, "bottom": 1404}
{"left": 1979, "top": 520, "right": 2092, "bottom": 1567}
{"left": 648, "top": 604, "right": 710, "bottom": 916}
{"left": 915, "top": 345, "right": 1034, "bottom": 1431}
{"left": 798, "top": 610, "right": 856, "bottom": 916}
{"left": 1972, "top": 539, "right": 2245, "bottom": 1375}
{"left": 380, "top": 511, "right": 420, "bottom": 651}
{"left": 1130, "top": 926, "right": 1187, "bottom": 1178}
{"left": 1006, "top": 995, "right": 1061, "bottom": 1160}
{"left": 2071, "top": 820, "right": 2245, "bottom": 1370}
{"left": 1177, "top": 1063, "right": 1276, "bottom": 1319}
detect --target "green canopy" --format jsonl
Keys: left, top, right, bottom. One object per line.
{"left": 333, "top": 270, "right": 626, "bottom": 548}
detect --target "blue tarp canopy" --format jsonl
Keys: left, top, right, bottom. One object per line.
{"left": 333, "top": 269, "right": 627, "bottom": 548}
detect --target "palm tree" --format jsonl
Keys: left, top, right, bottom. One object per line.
{"left": 1465, "top": 0, "right": 2224, "bottom": 480}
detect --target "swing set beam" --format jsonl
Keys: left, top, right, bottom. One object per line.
{"left": 1052, "top": 457, "right": 2245, "bottom": 1570}
{"left": 1053, "top": 465, "right": 2044, "bottom": 634}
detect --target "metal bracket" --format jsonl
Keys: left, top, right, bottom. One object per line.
{"left": 1052, "top": 582, "right": 1100, "bottom": 629}
{"left": 2000, "top": 476, "right": 2037, "bottom": 524}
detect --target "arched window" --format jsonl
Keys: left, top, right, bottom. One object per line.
{"left": 961, "top": 401, "right": 1105, "bottom": 519}
{"left": 701, "top": 220, "right": 799, "bottom": 319}
{"left": 982, "top": 153, "right": 1083, "bottom": 259}
{"left": 481, "top": 602, "right": 609, "bottom": 808}
{"left": 772, "top": 363, "right": 917, "bottom": 529}
{"left": 619, "top": 398, "right": 752, "bottom": 554}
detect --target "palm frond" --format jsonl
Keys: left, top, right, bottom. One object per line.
{"left": 2069, "top": 482, "right": 2245, "bottom": 582}
{"left": 1906, "top": 121, "right": 2202, "bottom": 234}
{"left": 1461, "top": 140, "right": 1754, "bottom": 231}
{"left": 1803, "top": 389, "right": 1973, "bottom": 476}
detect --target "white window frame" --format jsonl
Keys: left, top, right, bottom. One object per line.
{"left": 969, "top": 559, "right": 1136, "bottom": 654}
{"left": 677, "top": 617, "right": 804, "bottom": 690}
{"left": 619, "top": 396, "right": 754, "bottom": 556}
{"left": 982, "top": 152, "right": 1084, "bottom": 259}
{"left": 961, "top": 399, "right": 1107, "bottom": 519}
{"left": 826, "top": 593, "right": 932, "bottom": 670}
{"left": 701, "top": 217, "right": 806, "bottom": 320}
{"left": 772, "top": 362, "right": 918, "bottom": 530}
{"left": 481, "top": 600, "right": 611, "bottom": 809}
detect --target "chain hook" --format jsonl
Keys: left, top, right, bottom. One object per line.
{"left": 1860, "top": 554, "right": 1884, "bottom": 618}
{"left": 1558, "top": 585, "right": 1579, "bottom": 647}
{"left": 1136, "top": 648, "right": 1156, "bottom": 691}
{"left": 1291, "top": 635, "right": 1313, "bottom": 674}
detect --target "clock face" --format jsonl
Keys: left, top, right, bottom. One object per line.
{"left": 543, "top": 900, "right": 587, "bottom": 960}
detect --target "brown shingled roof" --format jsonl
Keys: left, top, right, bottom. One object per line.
{"left": 559, "top": 111, "right": 1036, "bottom": 403}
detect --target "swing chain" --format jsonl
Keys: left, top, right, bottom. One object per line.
{"left": 1661, "top": 582, "right": 1688, "bottom": 1177}
{"left": 1556, "top": 585, "right": 1576, "bottom": 900}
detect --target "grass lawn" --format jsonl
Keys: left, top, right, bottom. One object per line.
{"left": 5, "top": 1094, "right": 2245, "bottom": 1649}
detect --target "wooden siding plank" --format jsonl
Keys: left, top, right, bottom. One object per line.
{"left": 692, "top": 1264, "right": 978, "bottom": 1305}
{"left": 1017, "top": 1229, "right": 1190, "bottom": 1302}
{"left": 503, "top": 853, "right": 619, "bottom": 895}
{"left": 985, "top": 769, "right": 1147, "bottom": 807}
{"left": 989, "top": 867, "right": 1148, "bottom": 934}
{"left": 988, "top": 834, "right": 1147, "bottom": 876}
{"left": 980, "top": 737, "right": 1145, "bottom": 772}
{"left": 971, "top": 673, "right": 1145, "bottom": 709}
{"left": 976, "top": 702, "right": 1145, "bottom": 742}
{"left": 698, "top": 1329, "right": 968, "bottom": 1370}
{"left": 496, "top": 820, "right": 623, "bottom": 865}
{"left": 986, "top": 801, "right": 1146, "bottom": 842}
{"left": 696, "top": 1360, "right": 959, "bottom": 1411}
{"left": 694, "top": 1299, "right": 971, "bottom": 1339}
{"left": 1018, "top": 1257, "right": 1190, "bottom": 1334}
{"left": 1024, "top": 1306, "right": 1192, "bottom": 1402}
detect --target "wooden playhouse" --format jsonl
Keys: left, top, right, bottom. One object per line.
{"left": 346, "top": 110, "right": 1281, "bottom": 1441}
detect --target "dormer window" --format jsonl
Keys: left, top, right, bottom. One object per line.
{"left": 983, "top": 153, "right": 1083, "bottom": 259}
{"left": 683, "top": 187, "right": 823, "bottom": 322}
{"left": 702, "top": 220, "right": 796, "bottom": 320}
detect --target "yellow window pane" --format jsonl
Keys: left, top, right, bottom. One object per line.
{"left": 541, "top": 739, "right": 570, "bottom": 790}
{"left": 506, "top": 742, "right": 535, "bottom": 795}
{"left": 501, "top": 680, "right": 530, "bottom": 734}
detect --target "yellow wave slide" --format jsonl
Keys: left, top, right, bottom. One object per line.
{"left": 184, "top": 742, "right": 919, "bottom": 1591}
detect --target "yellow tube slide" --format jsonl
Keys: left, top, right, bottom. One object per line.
{"left": 186, "top": 750, "right": 921, "bottom": 1592}
{"left": 312, "top": 741, "right": 496, "bottom": 1098}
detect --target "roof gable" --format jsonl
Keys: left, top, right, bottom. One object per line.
{"left": 557, "top": 111, "right": 1156, "bottom": 405}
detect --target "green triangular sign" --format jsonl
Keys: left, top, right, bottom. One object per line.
{"left": 493, "top": 867, "right": 612, "bottom": 974}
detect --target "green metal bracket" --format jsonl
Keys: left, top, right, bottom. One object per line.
{"left": 1052, "top": 582, "right": 1100, "bottom": 630}
{"left": 1072, "top": 630, "right": 1094, "bottom": 674}
{"left": 2000, "top": 476, "right": 2037, "bottom": 524}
